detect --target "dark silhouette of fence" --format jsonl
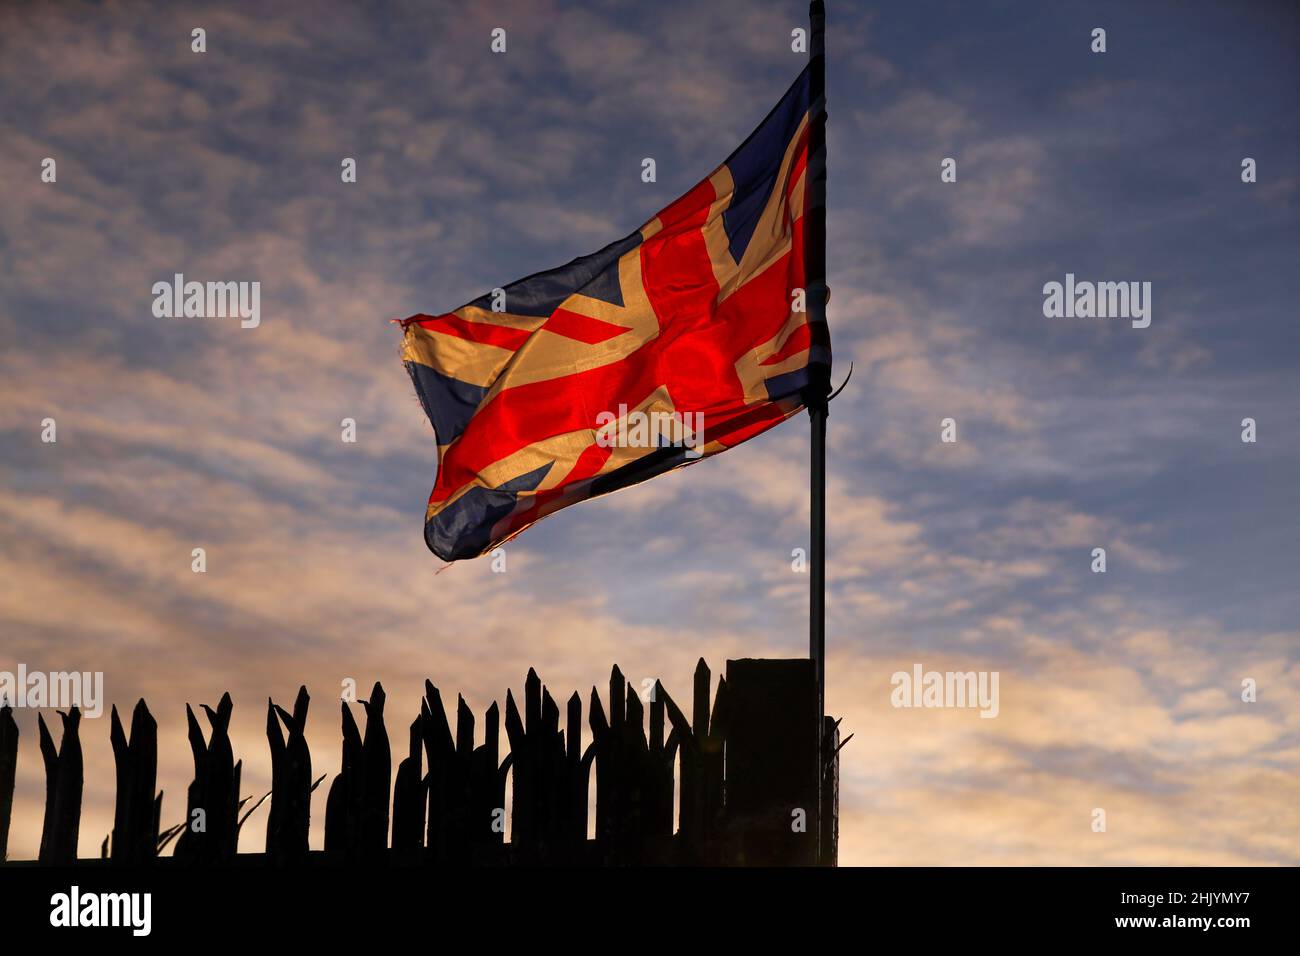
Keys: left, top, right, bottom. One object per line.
{"left": 0, "top": 659, "right": 843, "bottom": 866}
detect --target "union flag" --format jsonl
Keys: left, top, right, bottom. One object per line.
{"left": 399, "top": 65, "right": 829, "bottom": 561}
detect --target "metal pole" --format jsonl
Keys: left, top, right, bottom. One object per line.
{"left": 810, "top": 405, "right": 826, "bottom": 723}
{"left": 806, "top": 0, "right": 829, "bottom": 730}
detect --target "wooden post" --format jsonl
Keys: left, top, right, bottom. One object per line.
{"left": 266, "top": 687, "right": 312, "bottom": 864}
{"left": 0, "top": 703, "right": 17, "bottom": 862}
{"left": 110, "top": 699, "right": 159, "bottom": 864}
{"left": 819, "top": 714, "right": 840, "bottom": 866}
{"left": 391, "top": 716, "right": 424, "bottom": 856}
{"left": 358, "top": 682, "right": 391, "bottom": 859}
{"left": 37, "top": 708, "right": 83, "bottom": 865}
{"left": 324, "top": 698, "right": 362, "bottom": 859}
{"left": 724, "top": 659, "right": 819, "bottom": 865}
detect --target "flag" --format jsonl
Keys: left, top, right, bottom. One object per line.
{"left": 399, "top": 64, "right": 829, "bottom": 561}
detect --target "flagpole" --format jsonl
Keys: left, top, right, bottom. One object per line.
{"left": 806, "top": 0, "right": 829, "bottom": 737}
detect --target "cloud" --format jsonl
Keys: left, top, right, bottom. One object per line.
{"left": 1, "top": 0, "right": 1296, "bottom": 868}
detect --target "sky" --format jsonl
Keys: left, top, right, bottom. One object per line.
{"left": 1, "top": 0, "right": 1297, "bottom": 865}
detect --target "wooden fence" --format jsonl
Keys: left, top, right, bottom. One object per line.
{"left": 0, "top": 658, "right": 843, "bottom": 866}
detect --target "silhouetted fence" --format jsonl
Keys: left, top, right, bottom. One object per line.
{"left": 0, "top": 659, "right": 842, "bottom": 866}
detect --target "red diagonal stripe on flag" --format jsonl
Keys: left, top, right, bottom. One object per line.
{"left": 540, "top": 308, "right": 631, "bottom": 344}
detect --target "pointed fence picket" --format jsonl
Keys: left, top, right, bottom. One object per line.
{"left": 0, "top": 659, "right": 839, "bottom": 866}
